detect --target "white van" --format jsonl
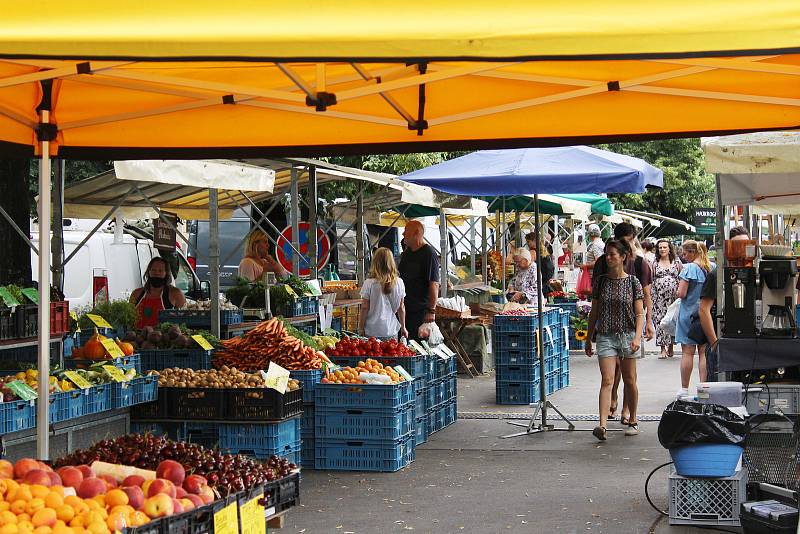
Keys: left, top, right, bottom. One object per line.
{"left": 31, "top": 223, "right": 204, "bottom": 310}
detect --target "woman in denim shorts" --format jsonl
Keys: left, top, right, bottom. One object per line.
{"left": 585, "top": 240, "right": 645, "bottom": 441}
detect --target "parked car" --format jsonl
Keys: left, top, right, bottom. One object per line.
{"left": 31, "top": 221, "right": 204, "bottom": 309}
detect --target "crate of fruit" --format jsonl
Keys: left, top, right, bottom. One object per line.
{"left": 314, "top": 434, "right": 415, "bottom": 472}
{"left": 315, "top": 380, "right": 413, "bottom": 411}
{"left": 314, "top": 405, "right": 414, "bottom": 441}
{"left": 0, "top": 399, "right": 35, "bottom": 434}
{"left": 49, "top": 390, "right": 85, "bottom": 423}
{"left": 220, "top": 417, "right": 301, "bottom": 456}
{"left": 133, "top": 375, "right": 158, "bottom": 404}
{"left": 332, "top": 354, "right": 426, "bottom": 381}
{"left": 158, "top": 308, "right": 243, "bottom": 327}
{"left": 64, "top": 354, "right": 141, "bottom": 374}
{"left": 138, "top": 348, "right": 213, "bottom": 371}
{"left": 83, "top": 384, "right": 112, "bottom": 415}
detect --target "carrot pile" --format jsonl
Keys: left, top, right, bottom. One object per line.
{"left": 212, "top": 318, "right": 331, "bottom": 371}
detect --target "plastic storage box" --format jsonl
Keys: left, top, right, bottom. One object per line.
{"left": 745, "top": 384, "right": 800, "bottom": 415}
{"left": 697, "top": 382, "right": 744, "bottom": 407}
{"left": 669, "top": 468, "right": 747, "bottom": 527}
{"left": 670, "top": 444, "right": 743, "bottom": 477}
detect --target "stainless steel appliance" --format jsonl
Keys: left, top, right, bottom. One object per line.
{"left": 723, "top": 267, "right": 757, "bottom": 338}
{"left": 757, "top": 258, "right": 797, "bottom": 337}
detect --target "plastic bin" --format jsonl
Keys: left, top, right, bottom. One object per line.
{"left": 314, "top": 381, "right": 413, "bottom": 411}
{"left": 314, "top": 434, "right": 415, "bottom": 472}
{"left": 219, "top": 417, "right": 301, "bottom": 455}
{"left": 64, "top": 354, "right": 141, "bottom": 374}
{"left": 158, "top": 385, "right": 303, "bottom": 421}
{"left": 138, "top": 349, "right": 213, "bottom": 371}
{"left": 670, "top": 444, "right": 744, "bottom": 478}
{"left": 0, "top": 399, "right": 35, "bottom": 434}
{"left": 331, "top": 354, "right": 427, "bottom": 380}
{"left": 49, "top": 390, "right": 84, "bottom": 423}
{"left": 301, "top": 435, "right": 315, "bottom": 468}
{"left": 278, "top": 297, "right": 319, "bottom": 318}
{"left": 50, "top": 301, "right": 70, "bottom": 336}
{"left": 745, "top": 384, "right": 800, "bottom": 415}
{"left": 544, "top": 371, "right": 559, "bottom": 395}
{"left": 314, "top": 406, "right": 414, "bottom": 441}
{"left": 558, "top": 369, "right": 570, "bottom": 390}
{"left": 414, "top": 415, "right": 428, "bottom": 446}
{"left": 494, "top": 349, "right": 537, "bottom": 367}
{"left": 84, "top": 384, "right": 112, "bottom": 415}
{"left": 496, "top": 380, "right": 540, "bottom": 405}
{"left": 157, "top": 309, "right": 243, "bottom": 327}
{"left": 16, "top": 304, "right": 38, "bottom": 339}
{"left": 493, "top": 331, "right": 536, "bottom": 352}
{"left": 111, "top": 380, "right": 136, "bottom": 409}
{"left": 132, "top": 375, "right": 158, "bottom": 405}
{"left": 669, "top": 468, "right": 746, "bottom": 527}
{"left": 0, "top": 308, "right": 16, "bottom": 340}
{"left": 697, "top": 382, "right": 744, "bottom": 407}
{"left": 496, "top": 363, "right": 539, "bottom": 383}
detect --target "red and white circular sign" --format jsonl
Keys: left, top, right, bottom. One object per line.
{"left": 275, "top": 222, "right": 331, "bottom": 276}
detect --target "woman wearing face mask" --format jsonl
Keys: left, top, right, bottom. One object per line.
{"left": 130, "top": 257, "right": 187, "bottom": 328}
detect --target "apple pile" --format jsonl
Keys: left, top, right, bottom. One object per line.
{"left": 0, "top": 457, "right": 216, "bottom": 534}
{"left": 54, "top": 434, "right": 297, "bottom": 496}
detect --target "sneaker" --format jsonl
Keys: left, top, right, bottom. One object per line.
{"left": 624, "top": 423, "right": 640, "bottom": 436}
{"left": 676, "top": 388, "right": 689, "bottom": 399}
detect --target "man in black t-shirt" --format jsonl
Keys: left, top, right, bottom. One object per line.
{"left": 398, "top": 220, "right": 441, "bottom": 341}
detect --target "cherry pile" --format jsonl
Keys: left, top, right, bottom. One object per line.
{"left": 498, "top": 309, "right": 532, "bottom": 316}
{"left": 326, "top": 337, "right": 416, "bottom": 358}
{"left": 53, "top": 434, "right": 296, "bottom": 496}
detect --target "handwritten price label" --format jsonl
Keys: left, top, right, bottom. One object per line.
{"left": 102, "top": 365, "right": 127, "bottom": 382}
{"left": 63, "top": 371, "right": 92, "bottom": 390}
{"left": 99, "top": 339, "right": 125, "bottom": 359}
{"left": 261, "top": 362, "right": 289, "bottom": 394}
{"left": 238, "top": 493, "right": 265, "bottom": 534}
{"left": 213, "top": 501, "right": 238, "bottom": 534}
{"left": 191, "top": 334, "right": 214, "bottom": 351}
{"left": 21, "top": 288, "right": 39, "bottom": 304}
{"left": 85, "top": 314, "right": 113, "bottom": 329}
{"left": 0, "top": 288, "right": 20, "bottom": 308}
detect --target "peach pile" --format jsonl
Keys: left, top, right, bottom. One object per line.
{"left": 0, "top": 458, "right": 216, "bottom": 534}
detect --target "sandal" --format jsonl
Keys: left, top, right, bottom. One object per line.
{"left": 608, "top": 404, "right": 618, "bottom": 420}
{"left": 592, "top": 426, "right": 607, "bottom": 441}
{"left": 620, "top": 415, "right": 630, "bottom": 426}
{"left": 624, "top": 422, "right": 640, "bottom": 436}
{"left": 658, "top": 352, "right": 668, "bottom": 360}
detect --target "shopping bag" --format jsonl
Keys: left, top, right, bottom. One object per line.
{"left": 660, "top": 298, "right": 681, "bottom": 336}
{"left": 576, "top": 266, "right": 592, "bottom": 297}
{"left": 418, "top": 322, "right": 445, "bottom": 346}
{"left": 658, "top": 400, "right": 746, "bottom": 449}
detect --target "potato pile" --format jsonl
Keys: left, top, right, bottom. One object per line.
{"left": 151, "top": 366, "right": 300, "bottom": 390}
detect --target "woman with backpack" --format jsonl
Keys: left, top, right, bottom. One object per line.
{"left": 675, "top": 240, "right": 714, "bottom": 397}
{"left": 585, "top": 240, "right": 645, "bottom": 441}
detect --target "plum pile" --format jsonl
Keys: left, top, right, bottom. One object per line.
{"left": 54, "top": 434, "right": 296, "bottom": 496}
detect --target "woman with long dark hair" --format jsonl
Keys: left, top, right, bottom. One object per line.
{"left": 585, "top": 240, "right": 645, "bottom": 441}
{"left": 651, "top": 239, "right": 682, "bottom": 359}
{"left": 130, "top": 257, "right": 186, "bottom": 328}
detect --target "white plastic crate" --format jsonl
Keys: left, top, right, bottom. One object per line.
{"left": 745, "top": 384, "right": 800, "bottom": 415}
{"left": 669, "top": 468, "right": 747, "bottom": 527}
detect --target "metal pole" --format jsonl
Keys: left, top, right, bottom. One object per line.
{"left": 515, "top": 210, "right": 522, "bottom": 248}
{"left": 52, "top": 160, "right": 64, "bottom": 292}
{"left": 290, "top": 166, "right": 300, "bottom": 276}
{"left": 534, "top": 195, "right": 548, "bottom": 427}
{"left": 209, "top": 189, "right": 220, "bottom": 338}
{"left": 715, "top": 175, "right": 725, "bottom": 350}
{"left": 308, "top": 165, "right": 319, "bottom": 279}
{"left": 481, "top": 217, "right": 488, "bottom": 285}
{"left": 37, "top": 110, "right": 52, "bottom": 460}
{"left": 470, "top": 216, "right": 476, "bottom": 276}
{"left": 356, "top": 187, "right": 365, "bottom": 284}
{"left": 501, "top": 198, "right": 506, "bottom": 294}
{"left": 439, "top": 209, "right": 448, "bottom": 298}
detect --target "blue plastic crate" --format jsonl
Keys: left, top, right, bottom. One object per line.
{"left": 75, "top": 327, "right": 114, "bottom": 347}
{"left": 225, "top": 442, "right": 301, "bottom": 461}
{"left": 443, "top": 376, "right": 456, "bottom": 403}
{"left": 130, "top": 421, "right": 181, "bottom": 438}
{"left": 443, "top": 399, "right": 457, "bottom": 427}
{"left": 183, "top": 422, "right": 221, "bottom": 449}
{"left": 544, "top": 356, "right": 560, "bottom": 374}
{"left": 331, "top": 354, "right": 426, "bottom": 381}
{"left": 301, "top": 436, "right": 315, "bottom": 468}
{"left": 49, "top": 390, "right": 84, "bottom": 423}
{"left": 425, "top": 382, "right": 439, "bottom": 411}
{"left": 294, "top": 320, "right": 318, "bottom": 336}
{"left": 495, "top": 349, "right": 537, "bottom": 366}
{"left": 219, "top": 417, "right": 301, "bottom": 455}
{"left": 315, "top": 406, "right": 414, "bottom": 441}
{"left": 414, "top": 415, "right": 428, "bottom": 446}
{"left": 424, "top": 357, "right": 437, "bottom": 382}
{"left": 330, "top": 316, "right": 343, "bottom": 333}
{"left": 158, "top": 309, "right": 243, "bottom": 327}
{"left": 64, "top": 354, "right": 141, "bottom": 374}
{"left": 301, "top": 404, "right": 315, "bottom": 436}
{"left": 315, "top": 434, "right": 415, "bottom": 472}
{"left": 496, "top": 363, "right": 539, "bottom": 383}
{"left": 0, "top": 399, "right": 35, "bottom": 433}
{"left": 111, "top": 380, "right": 136, "bottom": 409}
{"left": 278, "top": 297, "right": 319, "bottom": 318}
{"left": 496, "top": 380, "right": 541, "bottom": 405}
{"left": 132, "top": 375, "right": 158, "bottom": 404}
{"left": 670, "top": 444, "right": 743, "bottom": 478}
{"left": 493, "top": 331, "right": 537, "bottom": 352}
{"left": 138, "top": 349, "right": 213, "bottom": 371}
{"left": 291, "top": 369, "right": 323, "bottom": 403}
{"left": 427, "top": 407, "right": 443, "bottom": 435}
{"left": 414, "top": 387, "right": 426, "bottom": 418}
{"left": 493, "top": 314, "right": 538, "bottom": 334}
{"left": 560, "top": 354, "right": 570, "bottom": 371}
{"left": 544, "top": 372, "right": 559, "bottom": 395}
{"left": 315, "top": 381, "right": 413, "bottom": 410}
{"left": 558, "top": 370, "right": 570, "bottom": 390}
{"left": 84, "top": 384, "right": 112, "bottom": 415}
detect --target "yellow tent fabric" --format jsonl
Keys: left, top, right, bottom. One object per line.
{"left": 0, "top": 2, "right": 799, "bottom": 157}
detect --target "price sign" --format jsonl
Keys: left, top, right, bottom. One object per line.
{"left": 6, "top": 380, "right": 37, "bottom": 401}
{"left": 102, "top": 365, "right": 127, "bottom": 383}
{"left": 191, "top": 334, "right": 214, "bottom": 351}
{"left": 99, "top": 339, "right": 125, "bottom": 359}
{"left": 63, "top": 371, "right": 92, "bottom": 389}
{"left": 213, "top": 500, "right": 238, "bottom": 534}
{"left": 284, "top": 284, "right": 298, "bottom": 298}
{"left": 261, "top": 362, "right": 289, "bottom": 394}
{"left": 70, "top": 311, "right": 81, "bottom": 332}
{"left": 0, "top": 287, "right": 20, "bottom": 308}
{"left": 420, "top": 340, "right": 434, "bottom": 355}
{"left": 394, "top": 366, "right": 413, "bottom": 382}
{"left": 438, "top": 344, "right": 456, "bottom": 358}
{"left": 21, "top": 288, "right": 39, "bottom": 304}
{"left": 239, "top": 494, "right": 266, "bottom": 534}
{"left": 85, "top": 314, "right": 113, "bottom": 329}
{"left": 408, "top": 340, "right": 428, "bottom": 355}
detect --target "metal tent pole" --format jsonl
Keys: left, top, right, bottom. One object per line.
{"left": 290, "top": 166, "right": 300, "bottom": 276}
{"left": 470, "top": 216, "right": 476, "bottom": 276}
{"left": 37, "top": 109, "right": 52, "bottom": 459}
{"left": 355, "top": 187, "right": 365, "bottom": 284}
{"left": 439, "top": 209, "right": 448, "bottom": 297}
{"left": 52, "top": 160, "right": 64, "bottom": 292}
{"left": 209, "top": 189, "right": 220, "bottom": 338}
{"left": 502, "top": 194, "right": 584, "bottom": 439}
{"left": 481, "top": 217, "right": 488, "bottom": 285}
{"left": 501, "top": 198, "right": 506, "bottom": 294}
{"left": 308, "top": 165, "right": 319, "bottom": 279}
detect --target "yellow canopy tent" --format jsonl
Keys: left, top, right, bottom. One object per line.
{"left": 8, "top": 0, "right": 800, "bottom": 458}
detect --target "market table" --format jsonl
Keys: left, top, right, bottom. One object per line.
{"left": 717, "top": 337, "right": 800, "bottom": 372}
{"left": 436, "top": 315, "right": 483, "bottom": 378}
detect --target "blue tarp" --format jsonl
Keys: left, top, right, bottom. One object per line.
{"left": 400, "top": 147, "right": 663, "bottom": 196}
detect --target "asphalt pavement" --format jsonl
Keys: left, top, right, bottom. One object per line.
{"left": 286, "top": 345, "right": 724, "bottom": 534}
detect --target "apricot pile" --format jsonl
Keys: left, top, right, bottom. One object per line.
{"left": 320, "top": 359, "right": 406, "bottom": 385}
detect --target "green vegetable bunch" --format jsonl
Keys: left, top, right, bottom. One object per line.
{"left": 78, "top": 299, "right": 139, "bottom": 331}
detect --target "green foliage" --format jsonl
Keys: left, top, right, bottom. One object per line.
{"left": 78, "top": 299, "right": 138, "bottom": 330}
{"left": 595, "top": 139, "right": 715, "bottom": 221}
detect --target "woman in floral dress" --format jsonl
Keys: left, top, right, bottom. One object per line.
{"left": 651, "top": 239, "right": 682, "bottom": 359}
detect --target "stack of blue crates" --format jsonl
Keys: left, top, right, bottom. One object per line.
{"left": 291, "top": 369, "right": 322, "bottom": 468}
{"left": 495, "top": 308, "right": 569, "bottom": 404}
{"left": 425, "top": 355, "right": 457, "bottom": 437}
{"left": 314, "top": 381, "right": 415, "bottom": 472}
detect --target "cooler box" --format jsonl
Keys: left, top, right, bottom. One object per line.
{"left": 697, "top": 382, "right": 744, "bottom": 407}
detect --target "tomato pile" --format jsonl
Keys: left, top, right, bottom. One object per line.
{"left": 325, "top": 337, "right": 416, "bottom": 358}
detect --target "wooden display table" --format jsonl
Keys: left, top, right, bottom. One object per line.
{"left": 436, "top": 315, "right": 483, "bottom": 378}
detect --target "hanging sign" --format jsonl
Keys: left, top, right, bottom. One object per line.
{"left": 275, "top": 222, "right": 331, "bottom": 277}
{"left": 153, "top": 211, "right": 178, "bottom": 252}
{"left": 693, "top": 208, "right": 717, "bottom": 235}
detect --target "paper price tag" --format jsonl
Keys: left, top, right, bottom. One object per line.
{"left": 100, "top": 338, "right": 125, "bottom": 359}
{"left": 393, "top": 365, "right": 413, "bottom": 382}
{"left": 438, "top": 344, "right": 456, "bottom": 358}
{"left": 239, "top": 494, "right": 266, "bottom": 534}
{"left": 63, "top": 371, "right": 92, "bottom": 390}
{"left": 0, "top": 287, "right": 20, "bottom": 308}
{"left": 213, "top": 501, "right": 238, "bottom": 534}
{"left": 102, "top": 365, "right": 127, "bottom": 383}
{"left": 408, "top": 340, "right": 428, "bottom": 355}
{"left": 420, "top": 340, "right": 434, "bottom": 355}
{"left": 6, "top": 380, "right": 37, "bottom": 401}
{"left": 70, "top": 311, "right": 81, "bottom": 332}
{"left": 284, "top": 284, "right": 298, "bottom": 298}
{"left": 85, "top": 314, "right": 113, "bottom": 329}
{"left": 191, "top": 334, "right": 214, "bottom": 351}
{"left": 261, "top": 362, "right": 290, "bottom": 394}
{"left": 21, "top": 288, "right": 39, "bottom": 304}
